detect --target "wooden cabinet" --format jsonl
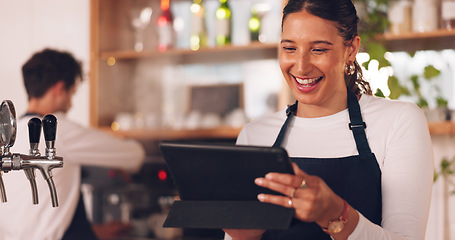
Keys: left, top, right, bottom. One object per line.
{"left": 90, "top": 0, "right": 455, "bottom": 139}
{"left": 89, "top": 0, "right": 286, "bottom": 140}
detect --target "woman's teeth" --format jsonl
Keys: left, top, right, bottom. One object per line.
{"left": 295, "top": 77, "right": 321, "bottom": 85}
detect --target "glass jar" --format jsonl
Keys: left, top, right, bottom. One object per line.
{"left": 412, "top": 0, "right": 438, "bottom": 32}
{"left": 388, "top": 0, "right": 413, "bottom": 35}
{"left": 441, "top": 0, "right": 455, "bottom": 30}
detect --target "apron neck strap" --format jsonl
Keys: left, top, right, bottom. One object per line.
{"left": 272, "top": 100, "right": 297, "bottom": 148}
{"left": 273, "top": 89, "right": 372, "bottom": 155}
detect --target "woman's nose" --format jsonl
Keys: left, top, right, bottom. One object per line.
{"left": 294, "top": 52, "right": 313, "bottom": 75}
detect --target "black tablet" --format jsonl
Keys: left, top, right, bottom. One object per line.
{"left": 160, "top": 142, "right": 294, "bottom": 201}
{"left": 159, "top": 142, "right": 295, "bottom": 230}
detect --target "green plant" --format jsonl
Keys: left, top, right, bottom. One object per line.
{"left": 434, "top": 157, "right": 455, "bottom": 194}
{"left": 355, "top": 0, "right": 446, "bottom": 108}
{"left": 387, "top": 75, "right": 410, "bottom": 100}
{"left": 424, "top": 65, "right": 447, "bottom": 108}
{"left": 355, "top": 0, "right": 390, "bottom": 69}
{"left": 373, "top": 57, "right": 443, "bottom": 108}
{"left": 387, "top": 62, "right": 444, "bottom": 107}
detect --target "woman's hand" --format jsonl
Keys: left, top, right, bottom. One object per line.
{"left": 92, "top": 221, "right": 132, "bottom": 240}
{"left": 254, "top": 162, "right": 345, "bottom": 227}
{"left": 222, "top": 229, "right": 265, "bottom": 240}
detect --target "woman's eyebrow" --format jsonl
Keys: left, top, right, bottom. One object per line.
{"left": 280, "top": 39, "right": 334, "bottom": 45}
{"left": 312, "top": 40, "right": 333, "bottom": 45}
{"left": 280, "top": 39, "right": 295, "bottom": 44}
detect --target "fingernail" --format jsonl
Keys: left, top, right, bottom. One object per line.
{"left": 265, "top": 173, "right": 273, "bottom": 179}
{"left": 255, "top": 178, "right": 264, "bottom": 185}
{"left": 258, "top": 194, "right": 265, "bottom": 201}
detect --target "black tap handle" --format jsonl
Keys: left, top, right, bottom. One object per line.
{"left": 42, "top": 114, "right": 57, "bottom": 142}
{"left": 28, "top": 117, "right": 42, "bottom": 144}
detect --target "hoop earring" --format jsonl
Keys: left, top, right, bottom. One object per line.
{"left": 345, "top": 62, "right": 355, "bottom": 76}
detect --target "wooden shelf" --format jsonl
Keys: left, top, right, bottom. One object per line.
{"left": 379, "top": 29, "right": 455, "bottom": 52}
{"left": 99, "top": 42, "right": 279, "bottom": 64}
{"left": 427, "top": 122, "right": 455, "bottom": 135}
{"left": 382, "top": 29, "right": 455, "bottom": 40}
{"left": 99, "top": 122, "right": 452, "bottom": 140}
{"left": 99, "top": 29, "right": 455, "bottom": 60}
{"left": 101, "top": 126, "right": 242, "bottom": 141}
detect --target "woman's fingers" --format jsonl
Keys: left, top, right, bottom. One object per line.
{"left": 291, "top": 162, "right": 304, "bottom": 175}
{"left": 257, "top": 193, "right": 295, "bottom": 209}
{"left": 255, "top": 177, "right": 296, "bottom": 197}
{"left": 263, "top": 163, "right": 309, "bottom": 187}
{"left": 257, "top": 192, "right": 316, "bottom": 221}
{"left": 257, "top": 188, "right": 324, "bottom": 222}
{"left": 262, "top": 173, "right": 307, "bottom": 190}
{"left": 255, "top": 163, "right": 314, "bottom": 197}
{"left": 255, "top": 164, "right": 345, "bottom": 224}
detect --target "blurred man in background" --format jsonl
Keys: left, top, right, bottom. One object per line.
{"left": 0, "top": 48, "right": 145, "bottom": 240}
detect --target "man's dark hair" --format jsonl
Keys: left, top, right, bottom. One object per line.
{"left": 22, "top": 48, "right": 83, "bottom": 100}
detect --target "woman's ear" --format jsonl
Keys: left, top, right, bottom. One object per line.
{"left": 346, "top": 36, "right": 361, "bottom": 62}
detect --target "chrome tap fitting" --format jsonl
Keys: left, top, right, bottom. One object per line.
{"left": 0, "top": 100, "right": 64, "bottom": 207}
{"left": 25, "top": 117, "right": 42, "bottom": 204}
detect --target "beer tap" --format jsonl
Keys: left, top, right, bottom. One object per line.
{"left": 25, "top": 117, "right": 42, "bottom": 204}
{"left": 43, "top": 115, "right": 57, "bottom": 159}
{"left": 0, "top": 100, "right": 64, "bottom": 207}
{"left": 40, "top": 114, "right": 62, "bottom": 207}
{"left": 17, "top": 115, "right": 63, "bottom": 207}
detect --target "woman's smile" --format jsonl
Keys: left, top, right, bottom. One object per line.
{"left": 293, "top": 75, "right": 324, "bottom": 92}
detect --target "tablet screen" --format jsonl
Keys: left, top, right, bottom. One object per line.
{"left": 160, "top": 142, "right": 294, "bottom": 201}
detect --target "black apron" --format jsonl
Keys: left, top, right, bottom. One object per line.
{"left": 21, "top": 113, "right": 98, "bottom": 240}
{"left": 262, "top": 90, "right": 382, "bottom": 240}
{"left": 62, "top": 193, "right": 98, "bottom": 240}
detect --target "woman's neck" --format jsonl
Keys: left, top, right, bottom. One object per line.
{"left": 295, "top": 90, "right": 353, "bottom": 118}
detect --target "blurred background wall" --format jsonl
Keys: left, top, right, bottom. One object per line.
{"left": 0, "top": 0, "right": 90, "bottom": 126}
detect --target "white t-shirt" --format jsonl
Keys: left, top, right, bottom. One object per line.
{"left": 233, "top": 94, "right": 434, "bottom": 240}
{"left": 0, "top": 112, "right": 145, "bottom": 240}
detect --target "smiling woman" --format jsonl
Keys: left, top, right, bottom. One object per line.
{"left": 223, "top": 0, "right": 434, "bottom": 240}
{"left": 279, "top": 9, "right": 359, "bottom": 118}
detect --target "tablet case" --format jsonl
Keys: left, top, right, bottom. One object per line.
{"left": 159, "top": 142, "right": 295, "bottom": 230}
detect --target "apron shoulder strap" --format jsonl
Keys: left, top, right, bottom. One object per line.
{"left": 272, "top": 101, "right": 297, "bottom": 148}
{"left": 347, "top": 90, "right": 372, "bottom": 155}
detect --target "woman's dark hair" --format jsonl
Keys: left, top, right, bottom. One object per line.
{"left": 22, "top": 48, "right": 83, "bottom": 100}
{"left": 282, "top": 0, "right": 372, "bottom": 95}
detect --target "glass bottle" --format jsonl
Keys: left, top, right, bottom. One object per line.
{"left": 130, "top": 7, "right": 152, "bottom": 52}
{"left": 250, "top": 3, "right": 270, "bottom": 43}
{"left": 215, "top": 0, "right": 231, "bottom": 46}
{"left": 190, "top": 0, "right": 207, "bottom": 51}
{"left": 441, "top": 0, "right": 455, "bottom": 30}
{"left": 249, "top": 8, "right": 260, "bottom": 42}
{"left": 157, "top": 0, "right": 175, "bottom": 52}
